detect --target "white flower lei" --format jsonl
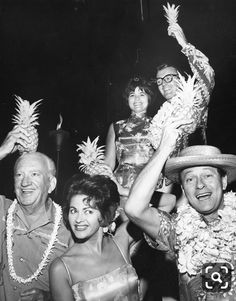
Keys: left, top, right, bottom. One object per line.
{"left": 176, "top": 191, "right": 236, "bottom": 278}
{"left": 6, "top": 199, "right": 62, "bottom": 283}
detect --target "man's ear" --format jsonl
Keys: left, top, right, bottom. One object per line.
{"left": 48, "top": 176, "right": 57, "bottom": 194}
{"left": 222, "top": 175, "right": 227, "bottom": 191}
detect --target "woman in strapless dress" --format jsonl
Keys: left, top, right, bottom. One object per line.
{"left": 49, "top": 173, "right": 142, "bottom": 301}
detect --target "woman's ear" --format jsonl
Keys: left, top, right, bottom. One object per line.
{"left": 48, "top": 176, "right": 57, "bottom": 194}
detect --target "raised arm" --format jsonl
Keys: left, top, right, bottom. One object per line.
{"left": 0, "top": 126, "right": 31, "bottom": 160}
{"left": 124, "top": 121, "right": 181, "bottom": 240}
{"left": 104, "top": 123, "right": 117, "bottom": 171}
{"left": 169, "top": 23, "right": 215, "bottom": 102}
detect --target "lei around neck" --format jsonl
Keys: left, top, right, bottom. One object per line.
{"left": 176, "top": 191, "right": 236, "bottom": 277}
{"left": 6, "top": 199, "right": 62, "bottom": 284}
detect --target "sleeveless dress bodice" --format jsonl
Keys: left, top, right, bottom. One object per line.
{"left": 113, "top": 113, "right": 153, "bottom": 189}
{"left": 60, "top": 237, "right": 141, "bottom": 301}
{"left": 71, "top": 263, "right": 140, "bottom": 301}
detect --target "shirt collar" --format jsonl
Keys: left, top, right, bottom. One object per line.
{"left": 15, "top": 198, "right": 55, "bottom": 231}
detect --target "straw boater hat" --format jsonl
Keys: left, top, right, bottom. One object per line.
{"left": 164, "top": 145, "right": 236, "bottom": 184}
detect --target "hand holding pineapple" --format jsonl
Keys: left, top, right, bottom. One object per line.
{"left": 0, "top": 126, "right": 32, "bottom": 160}
{"left": 163, "top": 3, "right": 187, "bottom": 48}
{"left": 12, "top": 95, "right": 42, "bottom": 154}
{"left": 168, "top": 23, "right": 188, "bottom": 48}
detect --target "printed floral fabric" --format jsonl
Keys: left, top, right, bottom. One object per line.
{"left": 181, "top": 43, "right": 215, "bottom": 142}
{"left": 113, "top": 113, "right": 154, "bottom": 189}
{"left": 145, "top": 193, "right": 236, "bottom": 301}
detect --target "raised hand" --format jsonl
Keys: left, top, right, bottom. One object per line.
{"left": 159, "top": 117, "right": 192, "bottom": 155}
{"left": 0, "top": 126, "right": 32, "bottom": 159}
{"left": 168, "top": 23, "right": 188, "bottom": 48}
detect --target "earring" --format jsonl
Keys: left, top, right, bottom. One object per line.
{"left": 103, "top": 226, "right": 108, "bottom": 234}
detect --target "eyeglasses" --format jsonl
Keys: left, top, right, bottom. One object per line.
{"left": 156, "top": 74, "right": 178, "bottom": 86}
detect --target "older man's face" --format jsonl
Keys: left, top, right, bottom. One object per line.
{"left": 180, "top": 166, "right": 227, "bottom": 217}
{"left": 14, "top": 153, "right": 53, "bottom": 212}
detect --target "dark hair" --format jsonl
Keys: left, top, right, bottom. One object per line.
{"left": 63, "top": 173, "right": 120, "bottom": 229}
{"left": 123, "top": 77, "right": 154, "bottom": 105}
{"left": 156, "top": 63, "right": 179, "bottom": 75}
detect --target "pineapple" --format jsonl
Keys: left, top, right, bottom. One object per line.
{"left": 163, "top": 3, "right": 180, "bottom": 26}
{"left": 12, "top": 95, "right": 42, "bottom": 154}
{"left": 76, "top": 136, "right": 116, "bottom": 181}
{"left": 148, "top": 73, "right": 202, "bottom": 155}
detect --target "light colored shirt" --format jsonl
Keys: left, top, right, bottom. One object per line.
{"left": 0, "top": 195, "right": 71, "bottom": 301}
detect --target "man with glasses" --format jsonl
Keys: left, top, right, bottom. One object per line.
{"left": 156, "top": 23, "right": 215, "bottom": 144}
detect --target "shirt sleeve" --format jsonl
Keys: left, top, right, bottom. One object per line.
{"left": 182, "top": 43, "right": 215, "bottom": 105}
{"left": 144, "top": 209, "right": 176, "bottom": 260}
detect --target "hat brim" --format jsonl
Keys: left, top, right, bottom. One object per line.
{"left": 164, "top": 155, "right": 236, "bottom": 184}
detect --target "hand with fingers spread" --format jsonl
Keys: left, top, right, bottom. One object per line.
{"left": 0, "top": 126, "right": 32, "bottom": 159}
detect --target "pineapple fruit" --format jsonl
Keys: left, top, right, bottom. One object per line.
{"left": 77, "top": 136, "right": 116, "bottom": 181}
{"left": 12, "top": 95, "right": 42, "bottom": 154}
{"left": 163, "top": 3, "right": 180, "bottom": 26}
{"left": 148, "top": 73, "right": 201, "bottom": 155}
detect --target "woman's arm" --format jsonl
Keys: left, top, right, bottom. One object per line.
{"left": 104, "top": 123, "right": 117, "bottom": 170}
{"left": 49, "top": 257, "right": 74, "bottom": 301}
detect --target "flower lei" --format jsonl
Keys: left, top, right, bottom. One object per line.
{"left": 6, "top": 199, "right": 62, "bottom": 283}
{"left": 176, "top": 191, "right": 236, "bottom": 278}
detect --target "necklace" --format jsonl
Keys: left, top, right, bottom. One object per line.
{"left": 175, "top": 191, "right": 236, "bottom": 298}
{"left": 176, "top": 191, "right": 236, "bottom": 277}
{"left": 6, "top": 199, "right": 62, "bottom": 283}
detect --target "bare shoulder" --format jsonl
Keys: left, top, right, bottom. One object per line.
{"left": 50, "top": 257, "right": 66, "bottom": 278}
{"left": 114, "top": 221, "right": 129, "bottom": 244}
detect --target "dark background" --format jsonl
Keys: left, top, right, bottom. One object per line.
{"left": 0, "top": 0, "right": 236, "bottom": 199}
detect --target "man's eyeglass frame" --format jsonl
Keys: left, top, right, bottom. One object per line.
{"left": 156, "top": 74, "right": 179, "bottom": 86}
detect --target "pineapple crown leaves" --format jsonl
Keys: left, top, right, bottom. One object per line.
{"left": 148, "top": 73, "right": 201, "bottom": 149}
{"left": 174, "top": 72, "right": 201, "bottom": 107}
{"left": 163, "top": 2, "right": 180, "bottom": 26}
{"left": 12, "top": 95, "right": 42, "bottom": 127}
{"left": 76, "top": 136, "right": 105, "bottom": 171}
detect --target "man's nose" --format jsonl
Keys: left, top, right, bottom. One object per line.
{"left": 21, "top": 175, "right": 31, "bottom": 185}
{"left": 196, "top": 177, "right": 205, "bottom": 189}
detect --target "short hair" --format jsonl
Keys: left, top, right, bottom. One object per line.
{"left": 156, "top": 63, "right": 178, "bottom": 74}
{"left": 63, "top": 173, "right": 120, "bottom": 229}
{"left": 123, "top": 77, "right": 154, "bottom": 105}
{"left": 14, "top": 152, "right": 56, "bottom": 177}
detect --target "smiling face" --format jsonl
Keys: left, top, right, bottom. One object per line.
{"left": 181, "top": 166, "right": 227, "bottom": 218}
{"left": 156, "top": 66, "right": 179, "bottom": 102}
{"left": 128, "top": 87, "right": 149, "bottom": 115}
{"left": 68, "top": 194, "right": 102, "bottom": 241}
{"left": 14, "top": 153, "right": 56, "bottom": 211}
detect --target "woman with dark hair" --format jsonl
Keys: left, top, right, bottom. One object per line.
{"left": 104, "top": 77, "right": 158, "bottom": 212}
{"left": 49, "top": 173, "right": 142, "bottom": 301}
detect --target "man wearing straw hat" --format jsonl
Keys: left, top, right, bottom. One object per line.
{"left": 125, "top": 122, "right": 236, "bottom": 301}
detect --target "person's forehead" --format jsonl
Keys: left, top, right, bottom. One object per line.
{"left": 156, "top": 66, "right": 177, "bottom": 77}
{"left": 181, "top": 165, "right": 218, "bottom": 176}
{"left": 130, "top": 86, "right": 146, "bottom": 94}
{"left": 16, "top": 154, "right": 46, "bottom": 170}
